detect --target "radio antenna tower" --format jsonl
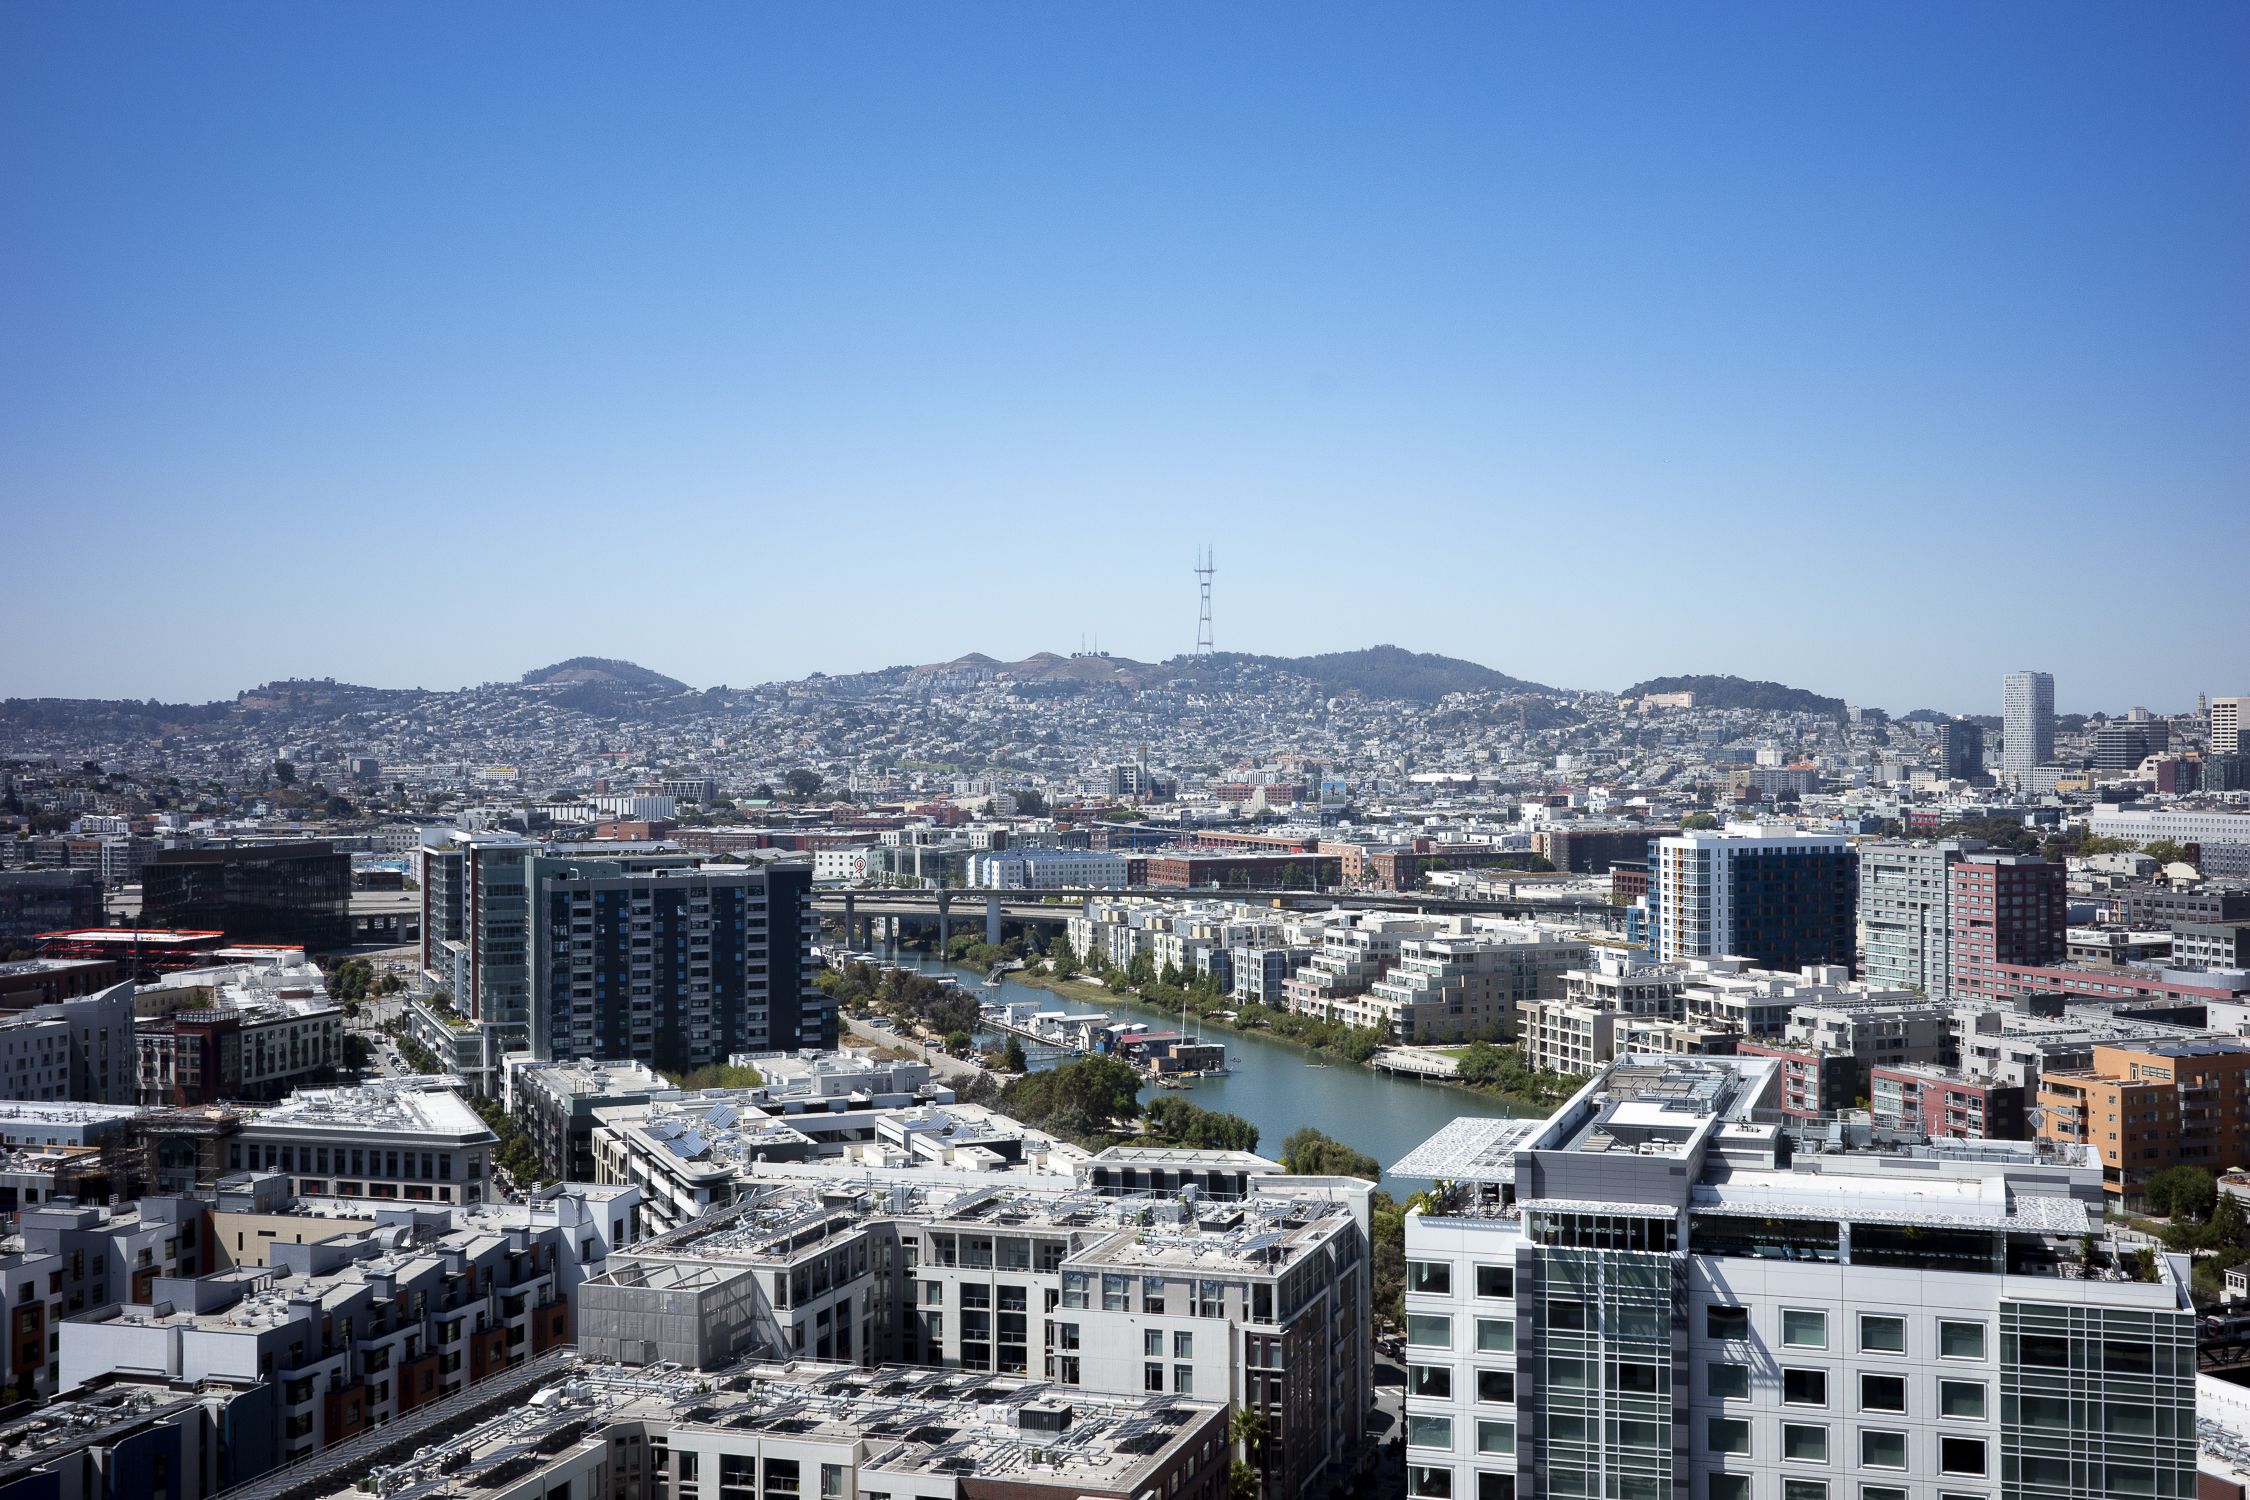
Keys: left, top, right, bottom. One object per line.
{"left": 1194, "top": 547, "right": 1215, "bottom": 657}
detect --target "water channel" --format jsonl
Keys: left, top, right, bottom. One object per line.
{"left": 871, "top": 947, "right": 1536, "bottom": 1191}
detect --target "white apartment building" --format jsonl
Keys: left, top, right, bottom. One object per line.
{"left": 230, "top": 1078, "right": 501, "bottom": 1204}
{"left": 2215, "top": 695, "right": 2246, "bottom": 756}
{"left": 2088, "top": 807, "right": 2250, "bottom": 849}
{"left": 1518, "top": 953, "right": 1688, "bottom": 1076}
{"left": 2003, "top": 669, "right": 2056, "bottom": 776}
{"left": 1652, "top": 824, "right": 1852, "bottom": 967}
{"left": 968, "top": 849, "right": 1130, "bottom": 889}
{"left": 1397, "top": 1055, "right": 2194, "bottom": 1500}
{"left": 1355, "top": 921, "right": 1590, "bottom": 1044}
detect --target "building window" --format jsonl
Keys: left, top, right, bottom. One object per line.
{"left": 1406, "top": 1315, "right": 1451, "bottom": 1349}
{"left": 1783, "top": 1368, "right": 1827, "bottom": 1406}
{"left": 1406, "top": 1467, "right": 1451, "bottom": 1498}
{"left": 1475, "top": 1265, "right": 1514, "bottom": 1298}
{"left": 1938, "top": 1381, "right": 1985, "bottom": 1420}
{"left": 1938, "top": 1437, "right": 1985, "bottom": 1477}
{"left": 1859, "top": 1374, "right": 1906, "bottom": 1413}
{"left": 1707, "top": 1418, "right": 1749, "bottom": 1456}
{"left": 1408, "top": 1365, "right": 1451, "bottom": 1400}
{"left": 1474, "top": 1319, "right": 1514, "bottom": 1353}
{"left": 1476, "top": 1369, "right": 1514, "bottom": 1404}
{"left": 1708, "top": 1363, "right": 1749, "bottom": 1400}
{"left": 1938, "top": 1320, "right": 1985, "bottom": 1360}
{"left": 1406, "top": 1261, "right": 1452, "bottom": 1295}
{"left": 1475, "top": 1421, "right": 1514, "bottom": 1456}
{"left": 1860, "top": 1431, "right": 1906, "bottom": 1470}
{"left": 1781, "top": 1424, "right": 1828, "bottom": 1463}
{"left": 1782, "top": 1309, "right": 1827, "bottom": 1349}
{"left": 1707, "top": 1306, "right": 1750, "bottom": 1341}
{"left": 1144, "top": 1362, "right": 1163, "bottom": 1392}
{"left": 1858, "top": 1315, "right": 1904, "bottom": 1353}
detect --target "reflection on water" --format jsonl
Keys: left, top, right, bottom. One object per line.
{"left": 875, "top": 949, "right": 1539, "bottom": 1190}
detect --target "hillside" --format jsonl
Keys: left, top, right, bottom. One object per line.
{"left": 520, "top": 657, "right": 689, "bottom": 693}
{"left": 1623, "top": 674, "right": 1844, "bottom": 715}
{"left": 1189, "top": 646, "right": 1555, "bottom": 702}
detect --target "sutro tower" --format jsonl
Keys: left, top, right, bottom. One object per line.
{"left": 1194, "top": 546, "right": 1215, "bottom": 656}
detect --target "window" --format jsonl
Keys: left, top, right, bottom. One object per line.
{"left": 1862, "top": 1490, "right": 1906, "bottom": 1500}
{"left": 1475, "top": 1318, "right": 1515, "bottom": 1353}
{"left": 1476, "top": 1478, "right": 1514, "bottom": 1500}
{"left": 1938, "top": 1437, "right": 1985, "bottom": 1477}
{"left": 1708, "top": 1306, "right": 1750, "bottom": 1340}
{"left": 1547, "top": 1357, "right": 1586, "bottom": 1388}
{"left": 1547, "top": 1298, "right": 1586, "bottom": 1331}
{"left": 1408, "top": 1365, "right": 1452, "bottom": 1400}
{"left": 1708, "top": 1362, "right": 1748, "bottom": 1399}
{"left": 1859, "top": 1374, "right": 1905, "bottom": 1413}
{"left": 2103, "top": 1340, "right": 2154, "bottom": 1375}
{"left": 2019, "top": 1332, "right": 2070, "bottom": 1367}
{"left": 1782, "top": 1424, "right": 1828, "bottom": 1463}
{"left": 1475, "top": 1265, "right": 1514, "bottom": 1298}
{"left": 1784, "top": 1368, "right": 1827, "bottom": 1407}
{"left": 1938, "top": 1380, "right": 1985, "bottom": 1420}
{"left": 1783, "top": 1484, "right": 1827, "bottom": 1500}
{"left": 1616, "top": 1361, "right": 1660, "bottom": 1395}
{"left": 1782, "top": 1310, "right": 1827, "bottom": 1349}
{"left": 1476, "top": 1369, "right": 1514, "bottom": 1403}
{"left": 1144, "top": 1363, "right": 1163, "bottom": 1392}
{"left": 2106, "top": 1404, "right": 2156, "bottom": 1436}
{"left": 1709, "top": 1480, "right": 1749, "bottom": 1500}
{"left": 1407, "top": 1261, "right": 1452, "bottom": 1295}
{"left": 1476, "top": 1420, "right": 1515, "bottom": 1455}
{"left": 1406, "top": 1416, "right": 1453, "bottom": 1449}
{"left": 1145, "top": 1330, "right": 1164, "bottom": 1357}
{"left": 1407, "top": 1467, "right": 1451, "bottom": 1499}
{"left": 1708, "top": 1418, "right": 1749, "bottom": 1455}
{"left": 1174, "top": 1364, "right": 1193, "bottom": 1395}
{"left": 1407, "top": 1314, "right": 1452, "bottom": 1348}
{"left": 1859, "top": 1315, "right": 1904, "bottom": 1353}
{"left": 1860, "top": 1431, "right": 1906, "bottom": 1470}
{"left": 1938, "top": 1320, "right": 1985, "bottom": 1360}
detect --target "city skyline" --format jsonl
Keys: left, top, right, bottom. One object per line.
{"left": 2, "top": 5, "right": 2245, "bottom": 708}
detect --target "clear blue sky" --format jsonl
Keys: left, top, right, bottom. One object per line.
{"left": 4, "top": 4, "right": 2244, "bottom": 717}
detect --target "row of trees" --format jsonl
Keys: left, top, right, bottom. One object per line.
{"left": 1144, "top": 1095, "right": 1260, "bottom": 1152}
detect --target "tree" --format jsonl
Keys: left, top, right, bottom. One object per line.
{"left": 1681, "top": 812, "right": 1720, "bottom": 830}
{"left": 1002, "top": 1035, "right": 1028, "bottom": 1073}
{"left": 2144, "top": 1165, "right": 2216, "bottom": 1222}
{"left": 2142, "top": 839, "right": 2191, "bottom": 868}
{"left": 272, "top": 760, "right": 297, "bottom": 785}
{"left": 1015, "top": 789, "right": 1047, "bottom": 817}
{"left": 2200, "top": 1188, "right": 2248, "bottom": 1254}
{"left": 943, "top": 1029, "right": 974, "bottom": 1055}
{"left": 784, "top": 769, "right": 823, "bottom": 798}
{"left": 1229, "top": 1409, "right": 1270, "bottom": 1498}
{"left": 1279, "top": 1126, "right": 1378, "bottom": 1181}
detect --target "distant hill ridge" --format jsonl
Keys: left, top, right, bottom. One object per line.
{"left": 520, "top": 657, "right": 690, "bottom": 693}
{"left": 1623, "top": 674, "right": 1843, "bottom": 714}
{"left": 1192, "top": 646, "right": 1555, "bottom": 702}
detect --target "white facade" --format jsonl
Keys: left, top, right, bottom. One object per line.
{"left": 2088, "top": 807, "right": 2250, "bottom": 848}
{"left": 813, "top": 846, "right": 874, "bottom": 883}
{"left": 1397, "top": 1058, "right": 2196, "bottom": 1500}
{"left": 1653, "top": 824, "right": 1849, "bottom": 965}
{"left": 2003, "top": 669, "right": 2055, "bottom": 775}
{"left": 969, "top": 849, "right": 1129, "bottom": 889}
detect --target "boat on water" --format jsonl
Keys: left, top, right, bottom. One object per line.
{"left": 1305, "top": 1062, "right": 1330, "bottom": 1069}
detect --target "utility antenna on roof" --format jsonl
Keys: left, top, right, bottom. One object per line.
{"left": 1194, "top": 547, "right": 1215, "bottom": 657}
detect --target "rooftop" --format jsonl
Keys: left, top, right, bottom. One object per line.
{"left": 247, "top": 1079, "right": 496, "bottom": 1142}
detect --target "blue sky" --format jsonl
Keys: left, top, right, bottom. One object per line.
{"left": 3, "top": 4, "right": 2244, "bottom": 716}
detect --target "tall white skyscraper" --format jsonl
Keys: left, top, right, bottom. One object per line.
{"left": 2002, "top": 669, "right": 2054, "bottom": 776}
{"left": 2213, "top": 695, "right": 2246, "bottom": 755}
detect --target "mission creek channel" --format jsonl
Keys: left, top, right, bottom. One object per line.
{"left": 860, "top": 946, "right": 1530, "bottom": 1189}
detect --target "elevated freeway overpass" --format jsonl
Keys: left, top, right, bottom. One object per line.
{"left": 810, "top": 884, "right": 1622, "bottom": 949}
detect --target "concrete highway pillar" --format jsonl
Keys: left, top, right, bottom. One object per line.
{"left": 986, "top": 892, "right": 1002, "bottom": 947}
{"left": 843, "top": 894, "right": 856, "bottom": 950}
{"left": 937, "top": 892, "right": 951, "bottom": 955}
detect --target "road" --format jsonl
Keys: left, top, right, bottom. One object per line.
{"left": 842, "top": 1015, "right": 1000, "bottom": 1090}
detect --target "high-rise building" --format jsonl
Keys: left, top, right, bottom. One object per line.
{"left": 2212, "top": 695, "right": 2247, "bottom": 755}
{"left": 1396, "top": 1057, "right": 2197, "bottom": 1500}
{"left": 1947, "top": 852, "right": 2066, "bottom": 1003}
{"left": 1856, "top": 839, "right": 1985, "bottom": 996}
{"left": 2092, "top": 719, "right": 2170, "bottom": 772}
{"left": 1650, "top": 824, "right": 1857, "bottom": 973}
{"left": 1938, "top": 719, "right": 1984, "bottom": 780}
{"left": 531, "top": 860, "right": 828, "bottom": 1068}
{"left": 140, "top": 842, "right": 350, "bottom": 949}
{"left": 2001, "top": 670, "right": 2054, "bottom": 777}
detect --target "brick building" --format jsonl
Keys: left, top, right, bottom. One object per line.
{"left": 2036, "top": 1037, "right": 2250, "bottom": 1203}
{"left": 1946, "top": 852, "right": 2066, "bottom": 1002}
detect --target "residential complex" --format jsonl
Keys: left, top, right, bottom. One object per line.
{"left": 1651, "top": 824, "right": 1857, "bottom": 972}
{"left": 1397, "top": 1055, "right": 2196, "bottom": 1500}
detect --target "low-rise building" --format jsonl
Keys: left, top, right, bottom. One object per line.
{"left": 229, "top": 1078, "right": 501, "bottom": 1204}
{"left": 2037, "top": 1036, "right": 2250, "bottom": 1204}
{"left": 1869, "top": 1062, "right": 2027, "bottom": 1139}
{"left": 1354, "top": 921, "right": 1589, "bottom": 1044}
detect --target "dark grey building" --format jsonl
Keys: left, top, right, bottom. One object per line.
{"left": 532, "top": 860, "right": 829, "bottom": 1071}
{"left": 2124, "top": 886, "right": 2250, "bottom": 927}
{"left": 0, "top": 867, "right": 104, "bottom": 947}
{"left": 141, "top": 842, "right": 350, "bottom": 949}
{"left": 2175, "top": 920, "right": 2250, "bottom": 970}
{"left": 1940, "top": 719, "right": 1985, "bottom": 780}
{"left": 2093, "top": 719, "right": 2171, "bottom": 771}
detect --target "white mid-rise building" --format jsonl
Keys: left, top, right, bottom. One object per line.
{"left": 1396, "top": 1053, "right": 2194, "bottom": 1500}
